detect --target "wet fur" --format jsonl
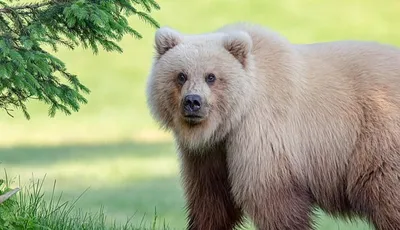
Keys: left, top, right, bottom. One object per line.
{"left": 146, "top": 22, "right": 400, "bottom": 229}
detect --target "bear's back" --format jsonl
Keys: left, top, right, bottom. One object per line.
{"left": 296, "top": 40, "right": 400, "bottom": 91}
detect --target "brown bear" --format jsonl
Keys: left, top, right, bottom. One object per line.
{"left": 145, "top": 22, "right": 400, "bottom": 230}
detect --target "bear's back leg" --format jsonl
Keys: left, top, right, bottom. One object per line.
{"left": 347, "top": 111, "right": 400, "bottom": 230}
{"left": 348, "top": 146, "right": 400, "bottom": 229}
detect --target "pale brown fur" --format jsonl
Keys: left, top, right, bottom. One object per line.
{"left": 146, "top": 22, "right": 400, "bottom": 230}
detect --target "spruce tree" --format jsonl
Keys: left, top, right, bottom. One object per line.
{"left": 0, "top": 0, "right": 160, "bottom": 119}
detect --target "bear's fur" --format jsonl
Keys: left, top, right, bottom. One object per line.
{"left": 146, "top": 22, "right": 400, "bottom": 230}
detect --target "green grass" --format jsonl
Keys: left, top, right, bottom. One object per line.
{"left": 0, "top": 173, "right": 170, "bottom": 230}
{"left": 0, "top": 142, "right": 186, "bottom": 228}
{"left": 1, "top": 0, "right": 399, "bottom": 229}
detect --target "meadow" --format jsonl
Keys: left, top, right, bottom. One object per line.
{"left": 1, "top": 0, "right": 400, "bottom": 229}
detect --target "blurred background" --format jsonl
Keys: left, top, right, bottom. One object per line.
{"left": 1, "top": 0, "right": 399, "bottom": 229}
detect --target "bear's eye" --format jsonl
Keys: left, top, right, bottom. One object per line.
{"left": 177, "top": 72, "right": 187, "bottom": 85}
{"left": 205, "top": 73, "right": 216, "bottom": 84}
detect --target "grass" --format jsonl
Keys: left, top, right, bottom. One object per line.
{"left": 0, "top": 142, "right": 186, "bottom": 228}
{"left": 0, "top": 173, "right": 170, "bottom": 230}
{"left": 1, "top": 0, "right": 399, "bottom": 229}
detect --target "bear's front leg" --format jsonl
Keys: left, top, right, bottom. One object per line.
{"left": 180, "top": 144, "right": 244, "bottom": 230}
{"left": 227, "top": 132, "right": 315, "bottom": 230}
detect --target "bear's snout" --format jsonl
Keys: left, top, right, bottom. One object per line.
{"left": 183, "top": 94, "right": 202, "bottom": 113}
{"left": 181, "top": 94, "right": 208, "bottom": 124}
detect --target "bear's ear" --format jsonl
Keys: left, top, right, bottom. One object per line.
{"left": 222, "top": 31, "right": 252, "bottom": 67}
{"left": 154, "top": 27, "right": 182, "bottom": 57}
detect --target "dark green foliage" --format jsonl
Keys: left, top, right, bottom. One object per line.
{"left": 0, "top": 0, "right": 160, "bottom": 119}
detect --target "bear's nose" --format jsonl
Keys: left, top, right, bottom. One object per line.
{"left": 184, "top": 94, "right": 202, "bottom": 112}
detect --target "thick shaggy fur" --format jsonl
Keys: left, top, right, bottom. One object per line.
{"left": 146, "top": 22, "right": 400, "bottom": 230}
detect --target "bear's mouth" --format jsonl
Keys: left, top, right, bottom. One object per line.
{"left": 183, "top": 115, "right": 205, "bottom": 125}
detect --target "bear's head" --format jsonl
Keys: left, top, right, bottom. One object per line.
{"left": 146, "top": 27, "right": 255, "bottom": 150}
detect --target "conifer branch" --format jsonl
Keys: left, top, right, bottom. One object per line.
{"left": 0, "top": 1, "right": 52, "bottom": 13}
{"left": 0, "top": 0, "right": 160, "bottom": 119}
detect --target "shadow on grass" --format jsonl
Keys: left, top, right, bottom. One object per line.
{"left": 0, "top": 140, "right": 176, "bottom": 165}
